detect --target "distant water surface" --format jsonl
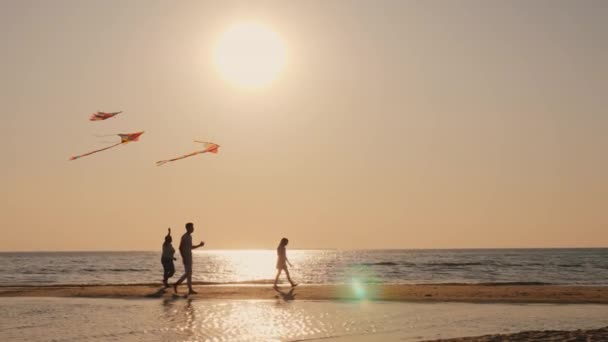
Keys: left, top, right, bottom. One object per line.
{"left": 0, "top": 249, "right": 606, "bottom": 286}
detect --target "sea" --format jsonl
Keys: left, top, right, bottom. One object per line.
{"left": 1, "top": 248, "right": 607, "bottom": 286}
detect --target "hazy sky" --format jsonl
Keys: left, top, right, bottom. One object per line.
{"left": 1, "top": 0, "right": 606, "bottom": 251}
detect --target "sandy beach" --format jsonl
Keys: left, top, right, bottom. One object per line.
{"left": 1, "top": 283, "right": 606, "bottom": 303}
{"left": 427, "top": 326, "right": 608, "bottom": 342}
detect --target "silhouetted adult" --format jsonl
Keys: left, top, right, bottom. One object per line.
{"left": 161, "top": 228, "right": 176, "bottom": 288}
{"left": 273, "top": 237, "right": 297, "bottom": 288}
{"left": 173, "top": 222, "right": 204, "bottom": 295}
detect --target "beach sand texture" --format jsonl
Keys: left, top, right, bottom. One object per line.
{"left": 426, "top": 326, "right": 608, "bottom": 342}
{"left": 1, "top": 283, "right": 607, "bottom": 303}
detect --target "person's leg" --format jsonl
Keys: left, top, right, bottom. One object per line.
{"left": 168, "top": 261, "right": 175, "bottom": 279}
{"left": 185, "top": 262, "right": 196, "bottom": 294}
{"left": 163, "top": 270, "right": 169, "bottom": 287}
{"left": 174, "top": 272, "right": 187, "bottom": 292}
{"left": 273, "top": 269, "right": 282, "bottom": 287}
{"left": 187, "top": 272, "right": 194, "bottom": 293}
{"left": 165, "top": 261, "right": 175, "bottom": 287}
{"left": 174, "top": 260, "right": 189, "bottom": 293}
{"left": 162, "top": 259, "right": 170, "bottom": 287}
{"left": 284, "top": 268, "right": 296, "bottom": 286}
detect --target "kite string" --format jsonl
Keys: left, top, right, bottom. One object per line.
{"left": 70, "top": 141, "right": 123, "bottom": 160}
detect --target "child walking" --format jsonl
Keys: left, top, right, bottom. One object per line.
{"left": 273, "top": 237, "right": 297, "bottom": 288}
{"left": 161, "top": 228, "right": 176, "bottom": 288}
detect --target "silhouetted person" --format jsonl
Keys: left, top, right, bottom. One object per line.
{"left": 161, "top": 228, "right": 176, "bottom": 288}
{"left": 273, "top": 238, "right": 297, "bottom": 288}
{"left": 173, "top": 222, "right": 204, "bottom": 295}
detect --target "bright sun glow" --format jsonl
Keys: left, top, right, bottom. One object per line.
{"left": 213, "top": 22, "right": 287, "bottom": 89}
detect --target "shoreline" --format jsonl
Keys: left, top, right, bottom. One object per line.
{"left": 1, "top": 284, "right": 606, "bottom": 303}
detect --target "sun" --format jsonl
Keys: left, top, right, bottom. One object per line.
{"left": 213, "top": 22, "right": 287, "bottom": 89}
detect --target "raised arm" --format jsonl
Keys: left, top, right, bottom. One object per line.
{"left": 192, "top": 241, "right": 205, "bottom": 250}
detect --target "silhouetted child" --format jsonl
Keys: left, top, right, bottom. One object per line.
{"left": 273, "top": 237, "right": 297, "bottom": 288}
{"left": 161, "top": 228, "right": 176, "bottom": 288}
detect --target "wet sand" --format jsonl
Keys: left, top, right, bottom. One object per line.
{"left": 427, "top": 326, "right": 608, "bottom": 342}
{"left": 1, "top": 283, "right": 606, "bottom": 303}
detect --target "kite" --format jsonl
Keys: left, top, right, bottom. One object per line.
{"left": 156, "top": 141, "right": 220, "bottom": 166}
{"left": 89, "top": 111, "right": 122, "bottom": 121}
{"left": 69, "top": 131, "right": 144, "bottom": 161}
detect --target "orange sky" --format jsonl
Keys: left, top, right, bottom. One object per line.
{"left": 1, "top": 1, "right": 606, "bottom": 250}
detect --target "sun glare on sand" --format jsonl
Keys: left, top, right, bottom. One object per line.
{"left": 213, "top": 22, "right": 287, "bottom": 89}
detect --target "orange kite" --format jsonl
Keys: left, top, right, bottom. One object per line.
{"left": 69, "top": 131, "right": 144, "bottom": 161}
{"left": 156, "top": 141, "right": 220, "bottom": 166}
{"left": 89, "top": 111, "right": 122, "bottom": 121}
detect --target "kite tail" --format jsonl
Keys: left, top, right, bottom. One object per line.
{"left": 155, "top": 151, "right": 205, "bottom": 166}
{"left": 69, "top": 142, "right": 122, "bottom": 161}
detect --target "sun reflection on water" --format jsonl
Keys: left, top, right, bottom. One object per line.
{"left": 203, "top": 250, "right": 276, "bottom": 283}
{"left": 196, "top": 250, "right": 316, "bottom": 284}
{"left": 161, "top": 298, "right": 347, "bottom": 341}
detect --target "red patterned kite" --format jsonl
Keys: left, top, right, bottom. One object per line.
{"left": 156, "top": 141, "right": 220, "bottom": 166}
{"left": 90, "top": 111, "right": 122, "bottom": 121}
{"left": 69, "top": 131, "right": 144, "bottom": 161}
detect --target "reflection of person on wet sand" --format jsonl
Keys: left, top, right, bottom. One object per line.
{"left": 274, "top": 287, "right": 296, "bottom": 302}
{"left": 173, "top": 222, "right": 204, "bottom": 296}
{"left": 161, "top": 298, "right": 196, "bottom": 340}
{"left": 161, "top": 228, "right": 177, "bottom": 288}
{"left": 273, "top": 238, "right": 297, "bottom": 288}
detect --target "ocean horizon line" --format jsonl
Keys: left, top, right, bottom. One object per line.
{"left": 1, "top": 246, "right": 607, "bottom": 253}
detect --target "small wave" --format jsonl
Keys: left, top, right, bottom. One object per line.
{"left": 415, "top": 281, "right": 555, "bottom": 286}
{"left": 359, "top": 262, "right": 399, "bottom": 266}
{"left": 81, "top": 268, "right": 150, "bottom": 273}
{"left": 18, "top": 271, "right": 38, "bottom": 275}
{"left": 426, "top": 262, "right": 485, "bottom": 267}
{"left": 221, "top": 279, "right": 276, "bottom": 285}
{"left": 557, "top": 264, "right": 582, "bottom": 268}
{"left": 476, "top": 281, "right": 553, "bottom": 286}
{"left": 107, "top": 268, "right": 150, "bottom": 272}
{"left": 497, "top": 263, "right": 544, "bottom": 267}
